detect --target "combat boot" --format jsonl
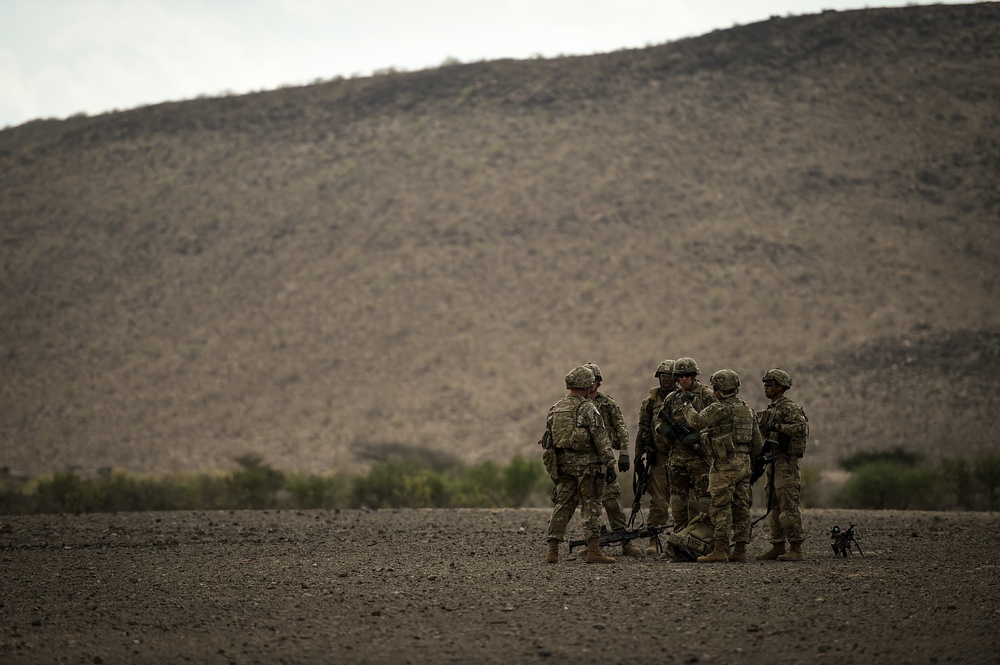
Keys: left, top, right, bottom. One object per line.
{"left": 644, "top": 537, "right": 659, "bottom": 556}
{"left": 777, "top": 541, "right": 804, "bottom": 561}
{"left": 697, "top": 541, "right": 729, "bottom": 563}
{"left": 586, "top": 537, "right": 616, "bottom": 564}
{"left": 545, "top": 539, "right": 559, "bottom": 564}
{"left": 755, "top": 542, "right": 786, "bottom": 560}
{"left": 622, "top": 540, "right": 644, "bottom": 557}
{"left": 728, "top": 541, "right": 748, "bottom": 563}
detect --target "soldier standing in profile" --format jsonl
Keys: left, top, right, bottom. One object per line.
{"left": 541, "top": 366, "right": 619, "bottom": 564}
{"left": 680, "top": 369, "right": 763, "bottom": 563}
{"left": 633, "top": 359, "right": 676, "bottom": 554}
{"left": 583, "top": 363, "right": 642, "bottom": 557}
{"left": 657, "top": 357, "right": 715, "bottom": 530}
{"left": 755, "top": 369, "right": 810, "bottom": 561}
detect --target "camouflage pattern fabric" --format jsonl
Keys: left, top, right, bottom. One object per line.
{"left": 634, "top": 386, "right": 673, "bottom": 528}
{"left": 544, "top": 393, "right": 615, "bottom": 541}
{"left": 660, "top": 383, "right": 716, "bottom": 528}
{"left": 765, "top": 456, "right": 804, "bottom": 544}
{"left": 546, "top": 464, "right": 606, "bottom": 541}
{"left": 592, "top": 391, "right": 628, "bottom": 453}
{"left": 635, "top": 387, "right": 671, "bottom": 457}
{"left": 757, "top": 395, "right": 809, "bottom": 544}
{"left": 590, "top": 390, "right": 630, "bottom": 530}
{"left": 683, "top": 394, "right": 763, "bottom": 544}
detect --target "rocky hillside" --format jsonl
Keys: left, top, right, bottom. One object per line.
{"left": 1, "top": 2, "right": 998, "bottom": 477}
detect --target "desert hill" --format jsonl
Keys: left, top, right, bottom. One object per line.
{"left": 1, "top": 2, "right": 998, "bottom": 478}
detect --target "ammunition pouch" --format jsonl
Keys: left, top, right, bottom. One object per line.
{"left": 542, "top": 447, "right": 558, "bottom": 482}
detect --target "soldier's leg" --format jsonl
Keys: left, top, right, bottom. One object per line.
{"left": 576, "top": 466, "right": 605, "bottom": 541}
{"left": 707, "top": 467, "right": 736, "bottom": 545}
{"left": 646, "top": 457, "right": 670, "bottom": 526}
{"left": 600, "top": 478, "right": 628, "bottom": 531}
{"left": 765, "top": 473, "right": 785, "bottom": 544}
{"left": 668, "top": 457, "right": 691, "bottom": 530}
{"left": 731, "top": 476, "right": 752, "bottom": 546}
{"left": 775, "top": 458, "right": 804, "bottom": 545}
{"left": 546, "top": 474, "right": 582, "bottom": 542}
{"left": 692, "top": 459, "right": 712, "bottom": 517}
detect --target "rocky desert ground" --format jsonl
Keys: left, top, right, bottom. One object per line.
{"left": 1, "top": 507, "right": 998, "bottom": 664}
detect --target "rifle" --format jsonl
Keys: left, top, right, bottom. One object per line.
{"left": 628, "top": 449, "right": 655, "bottom": 528}
{"left": 750, "top": 432, "right": 777, "bottom": 486}
{"left": 568, "top": 523, "right": 673, "bottom": 555}
{"left": 831, "top": 523, "right": 864, "bottom": 557}
{"left": 656, "top": 403, "right": 707, "bottom": 464}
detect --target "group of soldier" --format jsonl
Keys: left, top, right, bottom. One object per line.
{"left": 539, "top": 358, "right": 809, "bottom": 564}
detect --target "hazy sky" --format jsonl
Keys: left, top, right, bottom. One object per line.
{"left": 0, "top": 0, "right": 978, "bottom": 129}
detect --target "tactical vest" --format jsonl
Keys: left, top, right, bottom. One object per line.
{"left": 550, "top": 396, "right": 594, "bottom": 453}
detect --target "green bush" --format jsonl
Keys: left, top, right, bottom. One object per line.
{"left": 973, "top": 450, "right": 1000, "bottom": 510}
{"left": 838, "top": 446, "right": 923, "bottom": 471}
{"left": 832, "top": 461, "right": 941, "bottom": 509}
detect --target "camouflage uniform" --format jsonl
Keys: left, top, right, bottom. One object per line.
{"left": 681, "top": 372, "right": 763, "bottom": 555}
{"left": 545, "top": 384, "right": 617, "bottom": 545}
{"left": 757, "top": 375, "right": 809, "bottom": 550}
{"left": 592, "top": 389, "right": 631, "bottom": 531}
{"left": 658, "top": 376, "right": 715, "bottom": 529}
{"left": 633, "top": 361, "right": 675, "bottom": 534}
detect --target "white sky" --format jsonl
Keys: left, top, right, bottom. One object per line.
{"left": 0, "top": 0, "right": 979, "bottom": 129}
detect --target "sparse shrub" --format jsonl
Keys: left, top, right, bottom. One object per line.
{"left": 799, "top": 463, "right": 822, "bottom": 508}
{"left": 350, "top": 461, "right": 446, "bottom": 508}
{"left": 838, "top": 446, "right": 923, "bottom": 471}
{"left": 940, "top": 456, "right": 976, "bottom": 510}
{"left": 285, "top": 473, "right": 341, "bottom": 509}
{"left": 832, "top": 461, "right": 941, "bottom": 509}
{"left": 501, "top": 454, "right": 546, "bottom": 507}
{"left": 973, "top": 450, "right": 1000, "bottom": 510}
{"left": 226, "top": 454, "right": 284, "bottom": 509}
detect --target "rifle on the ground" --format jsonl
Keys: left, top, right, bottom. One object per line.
{"left": 568, "top": 523, "right": 673, "bottom": 554}
{"left": 628, "top": 449, "right": 655, "bottom": 528}
{"left": 655, "top": 404, "right": 707, "bottom": 464}
{"left": 831, "top": 523, "right": 864, "bottom": 557}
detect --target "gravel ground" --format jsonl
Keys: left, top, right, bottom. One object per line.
{"left": 1, "top": 508, "right": 998, "bottom": 664}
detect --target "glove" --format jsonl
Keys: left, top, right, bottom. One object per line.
{"left": 605, "top": 466, "right": 617, "bottom": 484}
{"left": 618, "top": 454, "right": 630, "bottom": 473}
{"left": 681, "top": 392, "right": 695, "bottom": 405}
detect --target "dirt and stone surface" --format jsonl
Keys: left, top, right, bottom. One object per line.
{"left": 1, "top": 508, "right": 998, "bottom": 664}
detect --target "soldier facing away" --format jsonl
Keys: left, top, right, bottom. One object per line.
{"left": 680, "top": 368, "right": 763, "bottom": 563}
{"left": 541, "top": 366, "right": 619, "bottom": 564}
{"left": 755, "top": 369, "right": 810, "bottom": 561}
{"left": 633, "top": 359, "right": 676, "bottom": 554}
{"left": 583, "top": 363, "right": 642, "bottom": 557}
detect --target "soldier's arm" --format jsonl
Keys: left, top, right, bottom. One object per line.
{"left": 774, "top": 404, "right": 808, "bottom": 439}
{"left": 634, "top": 398, "right": 652, "bottom": 457}
{"left": 608, "top": 399, "right": 629, "bottom": 450}
{"left": 682, "top": 402, "right": 721, "bottom": 430}
{"left": 587, "top": 405, "right": 616, "bottom": 467}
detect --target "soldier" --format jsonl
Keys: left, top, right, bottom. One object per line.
{"left": 633, "top": 359, "right": 676, "bottom": 554}
{"left": 583, "top": 363, "right": 642, "bottom": 556}
{"left": 680, "top": 369, "right": 763, "bottom": 563}
{"left": 656, "top": 357, "right": 715, "bottom": 531}
{"left": 755, "top": 369, "right": 810, "bottom": 562}
{"left": 542, "top": 366, "right": 619, "bottom": 564}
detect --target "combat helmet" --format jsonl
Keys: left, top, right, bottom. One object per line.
{"left": 654, "top": 359, "right": 675, "bottom": 377}
{"left": 710, "top": 368, "right": 741, "bottom": 394}
{"left": 583, "top": 363, "right": 603, "bottom": 382}
{"left": 565, "top": 366, "right": 596, "bottom": 390}
{"left": 673, "top": 357, "right": 700, "bottom": 376}
{"left": 761, "top": 368, "right": 793, "bottom": 389}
